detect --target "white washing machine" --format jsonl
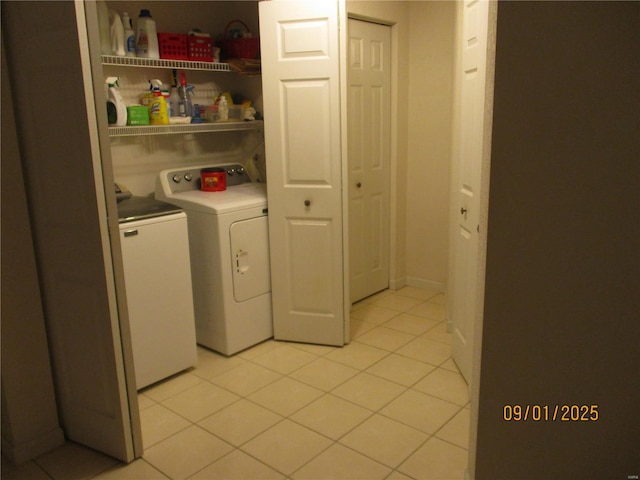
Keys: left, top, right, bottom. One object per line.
{"left": 155, "top": 163, "right": 272, "bottom": 355}
{"left": 117, "top": 196, "right": 197, "bottom": 389}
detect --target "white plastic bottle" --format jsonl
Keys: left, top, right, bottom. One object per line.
{"left": 106, "top": 77, "right": 127, "bottom": 126}
{"left": 97, "top": 1, "right": 111, "bottom": 55}
{"left": 121, "top": 12, "right": 136, "bottom": 57}
{"left": 217, "top": 95, "right": 228, "bottom": 122}
{"left": 108, "top": 9, "right": 125, "bottom": 56}
{"left": 135, "top": 9, "right": 159, "bottom": 59}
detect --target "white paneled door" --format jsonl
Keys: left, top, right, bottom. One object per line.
{"left": 260, "top": 1, "right": 347, "bottom": 346}
{"left": 347, "top": 18, "right": 391, "bottom": 303}
{"left": 451, "top": 0, "right": 492, "bottom": 383}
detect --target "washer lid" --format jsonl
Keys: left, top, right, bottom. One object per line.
{"left": 117, "top": 196, "right": 182, "bottom": 223}
{"left": 159, "top": 183, "right": 267, "bottom": 215}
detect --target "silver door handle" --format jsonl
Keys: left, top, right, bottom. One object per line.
{"left": 123, "top": 229, "right": 139, "bottom": 237}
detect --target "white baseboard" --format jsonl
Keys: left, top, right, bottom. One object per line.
{"left": 405, "top": 276, "right": 445, "bottom": 292}
{"left": 389, "top": 277, "right": 406, "bottom": 290}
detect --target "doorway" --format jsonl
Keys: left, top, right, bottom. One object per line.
{"left": 347, "top": 18, "right": 392, "bottom": 304}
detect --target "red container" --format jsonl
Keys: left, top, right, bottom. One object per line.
{"left": 201, "top": 168, "right": 226, "bottom": 191}
{"left": 158, "top": 33, "right": 189, "bottom": 60}
{"left": 219, "top": 20, "right": 260, "bottom": 60}
{"left": 188, "top": 32, "right": 213, "bottom": 62}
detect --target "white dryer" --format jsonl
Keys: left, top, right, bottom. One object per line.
{"left": 155, "top": 163, "right": 272, "bottom": 355}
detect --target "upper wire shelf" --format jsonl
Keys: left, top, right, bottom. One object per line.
{"left": 101, "top": 55, "right": 232, "bottom": 72}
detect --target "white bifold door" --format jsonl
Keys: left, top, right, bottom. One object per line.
{"left": 260, "top": 0, "right": 348, "bottom": 346}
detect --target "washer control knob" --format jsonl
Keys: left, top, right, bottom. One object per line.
{"left": 227, "top": 168, "right": 235, "bottom": 176}
{"left": 184, "top": 173, "right": 193, "bottom": 182}
{"left": 237, "top": 167, "right": 245, "bottom": 175}
{"left": 172, "top": 174, "right": 181, "bottom": 183}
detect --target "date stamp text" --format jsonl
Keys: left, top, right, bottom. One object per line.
{"left": 503, "top": 404, "right": 599, "bottom": 422}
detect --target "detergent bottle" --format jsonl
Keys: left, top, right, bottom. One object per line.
{"left": 108, "top": 9, "right": 125, "bottom": 56}
{"left": 106, "top": 77, "right": 127, "bottom": 126}
{"left": 135, "top": 9, "right": 159, "bottom": 59}
{"left": 148, "top": 79, "right": 169, "bottom": 125}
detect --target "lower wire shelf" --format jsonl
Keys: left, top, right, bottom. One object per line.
{"left": 108, "top": 120, "right": 263, "bottom": 137}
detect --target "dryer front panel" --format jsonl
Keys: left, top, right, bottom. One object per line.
{"left": 230, "top": 216, "right": 271, "bottom": 302}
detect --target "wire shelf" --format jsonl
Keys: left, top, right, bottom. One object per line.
{"left": 108, "top": 121, "right": 262, "bottom": 137}
{"left": 101, "top": 55, "right": 231, "bottom": 72}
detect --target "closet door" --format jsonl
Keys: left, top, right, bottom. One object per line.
{"left": 260, "top": 0, "right": 348, "bottom": 346}
{"left": 3, "top": 1, "right": 140, "bottom": 461}
{"left": 347, "top": 18, "right": 391, "bottom": 303}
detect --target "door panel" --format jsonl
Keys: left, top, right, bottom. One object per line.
{"left": 348, "top": 19, "right": 391, "bottom": 303}
{"left": 282, "top": 80, "right": 333, "bottom": 184}
{"left": 260, "top": 0, "right": 346, "bottom": 346}
{"left": 287, "top": 219, "right": 336, "bottom": 313}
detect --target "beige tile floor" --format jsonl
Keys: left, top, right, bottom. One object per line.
{"left": 2, "top": 287, "right": 470, "bottom": 480}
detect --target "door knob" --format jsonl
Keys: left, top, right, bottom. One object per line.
{"left": 356, "top": 182, "right": 362, "bottom": 188}
{"left": 304, "top": 200, "right": 311, "bottom": 207}
{"left": 460, "top": 207, "right": 467, "bottom": 215}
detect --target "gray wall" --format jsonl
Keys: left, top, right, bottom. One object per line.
{"left": 476, "top": 2, "right": 639, "bottom": 478}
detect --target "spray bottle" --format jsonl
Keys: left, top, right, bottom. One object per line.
{"left": 179, "top": 71, "right": 193, "bottom": 118}
{"left": 106, "top": 77, "right": 127, "bottom": 126}
{"left": 148, "top": 79, "right": 169, "bottom": 125}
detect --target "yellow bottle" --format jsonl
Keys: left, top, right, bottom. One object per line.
{"left": 149, "top": 87, "right": 169, "bottom": 125}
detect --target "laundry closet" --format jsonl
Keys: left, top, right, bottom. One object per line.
{"left": 98, "top": 1, "right": 272, "bottom": 387}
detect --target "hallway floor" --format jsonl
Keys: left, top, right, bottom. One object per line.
{"left": 2, "top": 288, "right": 469, "bottom": 480}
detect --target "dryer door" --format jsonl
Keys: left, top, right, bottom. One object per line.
{"left": 230, "top": 216, "right": 271, "bottom": 302}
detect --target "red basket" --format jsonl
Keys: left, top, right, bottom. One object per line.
{"left": 188, "top": 32, "right": 213, "bottom": 62}
{"left": 158, "top": 33, "right": 188, "bottom": 60}
{"left": 219, "top": 20, "right": 260, "bottom": 60}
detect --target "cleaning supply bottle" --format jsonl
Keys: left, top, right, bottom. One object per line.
{"left": 148, "top": 80, "right": 169, "bottom": 125}
{"left": 169, "top": 85, "right": 180, "bottom": 117}
{"left": 178, "top": 71, "right": 192, "bottom": 117}
{"left": 217, "top": 95, "right": 228, "bottom": 122}
{"left": 135, "top": 9, "right": 159, "bottom": 59}
{"left": 97, "top": 1, "right": 111, "bottom": 55}
{"left": 106, "top": 77, "right": 127, "bottom": 126}
{"left": 108, "top": 9, "right": 125, "bottom": 56}
{"left": 121, "top": 12, "right": 136, "bottom": 57}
